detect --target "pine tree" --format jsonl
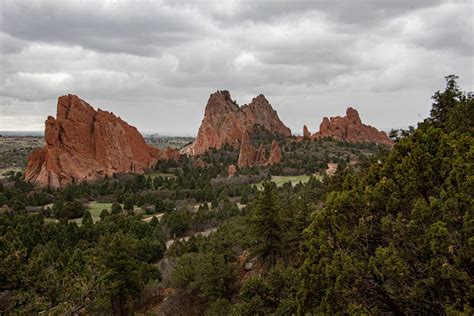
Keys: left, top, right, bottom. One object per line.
{"left": 249, "top": 182, "right": 283, "bottom": 268}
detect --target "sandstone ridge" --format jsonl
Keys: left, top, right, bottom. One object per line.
{"left": 182, "top": 90, "right": 291, "bottom": 156}
{"left": 304, "top": 107, "right": 392, "bottom": 146}
{"left": 25, "top": 95, "right": 177, "bottom": 187}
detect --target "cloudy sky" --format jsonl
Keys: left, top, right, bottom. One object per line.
{"left": 0, "top": 0, "right": 472, "bottom": 135}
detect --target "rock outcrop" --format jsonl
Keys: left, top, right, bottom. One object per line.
{"left": 182, "top": 90, "right": 291, "bottom": 156}
{"left": 25, "top": 94, "right": 177, "bottom": 187}
{"left": 266, "top": 140, "right": 282, "bottom": 166}
{"left": 303, "top": 125, "right": 311, "bottom": 139}
{"left": 227, "top": 164, "right": 236, "bottom": 177}
{"left": 255, "top": 144, "right": 267, "bottom": 165}
{"left": 237, "top": 131, "right": 282, "bottom": 168}
{"left": 237, "top": 130, "right": 257, "bottom": 169}
{"left": 305, "top": 107, "right": 392, "bottom": 146}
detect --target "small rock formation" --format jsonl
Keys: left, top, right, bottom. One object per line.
{"left": 305, "top": 107, "right": 392, "bottom": 145}
{"left": 237, "top": 131, "right": 282, "bottom": 168}
{"left": 303, "top": 125, "right": 311, "bottom": 139}
{"left": 266, "top": 140, "right": 282, "bottom": 166}
{"left": 163, "top": 147, "right": 181, "bottom": 161}
{"left": 326, "top": 163, "right": 338, "bottom": 176}
{"left": 237, "top": 130, "right": 257, "bottom": 169}
{"left": 255, "top": 144, "right": 267, "bottom": 165}
{"left": 25, "top": 94, "right": 177, "bottom": 187}
{"left": 182, "top": 90, "right": 291, "bottom": 156}
{"left": 227, "top": 164, "right": 236, "bottom": 177}
{"left": 194, "top": 158, "right": 205, "bottom": 169}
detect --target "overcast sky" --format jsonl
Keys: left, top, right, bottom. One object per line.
{"left": 0, "top": 0, "right": 472, "bottom": 135}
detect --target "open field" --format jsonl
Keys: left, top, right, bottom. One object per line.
{"left": 256, "top": 174, "right": 324, "bottom": 189}
{"left": 144, "top": 135, "right": 194, "bottom": 150}
{"left": 70, "top": 202, "right": 120, "bottom": 224}
{"left": 0, "top": 135, "right": 44, "bottom": 172}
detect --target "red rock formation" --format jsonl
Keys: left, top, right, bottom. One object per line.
{"left": 194, "top": 159, "right": 205, "bottom": 169}
{"left": 255, "top": 144, "right": 267, "bottom": 165}
{"left": 237, "top": 131, "right": 282, "bottom": 168}
{"left": 310, "top": 107, "right": 392, "bottom": 145}
{"left": 303, "top": 125, "right": 311, "bottom": 139}
{"left": 237, "top": 130, "right": 256, "bottom": 169}
{"left": 182, "top": 90, "right": 291, "bottom": 156}
{"left": 227, "top": 164, "right": 236, "bottom": 177}
{"left": 163, "top": 147, "right": 181, "bottom": 161}
{"left": 266, "top": 140, "right": 282, "bottom": 166}
{"left": 25, "top": 94, "right": 177, "bottom": 187}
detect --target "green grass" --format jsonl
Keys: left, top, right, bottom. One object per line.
{"left": 88, "top": 202, "right": 116, "bottom": 221}
{"left": 256, "top": 175, "right": 317, "bottom": 189}
{"left": 70, "top": 202, "right": 118, "bottom": 224}
{"left": 146, "top": 172, "right": 176, "bottom": 179}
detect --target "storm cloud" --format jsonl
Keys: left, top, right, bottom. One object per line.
{"left": 0, "top": 0, "right": 472, "bottom": 135}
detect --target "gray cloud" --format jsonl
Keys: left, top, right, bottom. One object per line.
{"left": 0, "top": 0, "right": 472, "bottom": 135}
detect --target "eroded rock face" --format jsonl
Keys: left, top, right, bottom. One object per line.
{"left": 25, "top": 95, "right": 177, "bottom": 187}
{"left": 182, "top": 90, "right": 291, "bottom": 156}
{"left": 309, "top": 107, "right": 392, "bottom": 146}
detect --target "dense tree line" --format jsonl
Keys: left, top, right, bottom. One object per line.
{"left": 0, "top": 212, "right": 165, "bottom": 313}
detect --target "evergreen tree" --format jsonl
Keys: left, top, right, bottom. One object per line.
{"left": 81, "top": 210, "right": 93, "bottom": 225}
{"left": 249, "top": 182, "right": 283, "bottom": 267}
{"left": 297, "top": 76, "right": 474, "bottom": 315}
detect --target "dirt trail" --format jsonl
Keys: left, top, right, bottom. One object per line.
{"left": 166, "top": 228, "right": 217, "bottom": 249}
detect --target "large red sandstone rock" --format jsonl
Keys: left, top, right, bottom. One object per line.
{"left": 182, "top": 90, "right": 291, "bottom": 156}
{"left": 25, "top": 95, "right": 177, "bottom": 187}
{"left": 310, "top": 107, "right": 392, "bottom": 146}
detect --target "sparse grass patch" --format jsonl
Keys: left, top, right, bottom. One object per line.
{"left": 256, "top": 174, "right": 320, "bottom": 189}
{"left": 146, "top": 172, "right": 176, "bottom": 179}
{"left": 0, "top": 167, "right": 24, "bottom": 178}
